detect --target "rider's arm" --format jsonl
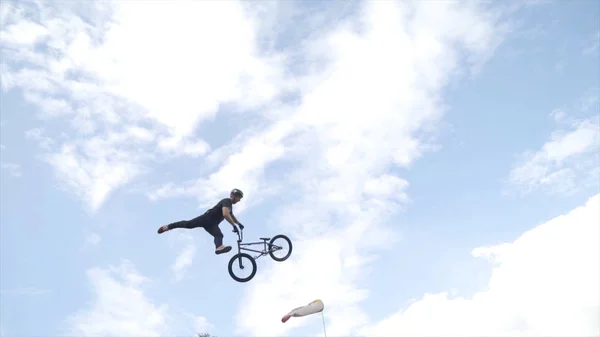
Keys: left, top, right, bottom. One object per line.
{"left": 230, "top": 212, "right": 241, "bottom": 225}
{"left": 222, "top": 207, "right": 237, "bottom": 226}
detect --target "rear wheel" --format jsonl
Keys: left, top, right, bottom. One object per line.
{"left": 269, "top": 234, "right": 293, "bottom": 262}
{"left": 228, "top": 253, "right": 257, "bottom": 282}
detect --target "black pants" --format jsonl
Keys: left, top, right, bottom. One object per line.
{"left": 167, "top": 215, "right": 224, "bottom": 249}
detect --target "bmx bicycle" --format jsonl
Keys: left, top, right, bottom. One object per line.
{"left": 228, "top": 224, "right": 292, "bottom": 283}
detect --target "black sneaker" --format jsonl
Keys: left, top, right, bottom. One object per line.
{"left": 215, "top": 246, "right": 232, "bottom": 254}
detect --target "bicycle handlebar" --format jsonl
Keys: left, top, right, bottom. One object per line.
{"left": 233, "top": 224, "right": 244, "bottom": 242}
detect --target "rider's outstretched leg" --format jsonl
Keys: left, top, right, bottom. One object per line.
{"left": 157, "top": 215, "right": 205, "bottom": 234}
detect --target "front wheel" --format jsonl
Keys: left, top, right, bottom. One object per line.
{"left": 269, "top": 234, "right": 293, "bottom": 262}
{"left": 228, "top": 253, "right": 257, "bottom": 282}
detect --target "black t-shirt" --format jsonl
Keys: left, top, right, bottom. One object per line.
{"left": 203, "top": 198, "right": 233, "bottom": 224}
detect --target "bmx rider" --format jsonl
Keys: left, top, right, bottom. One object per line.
{"left": 157, "top": 189, "right": 245, "bottom": 255}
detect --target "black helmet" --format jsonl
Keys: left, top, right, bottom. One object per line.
{"left": 231, "top": 188, "right": 244, "bottom": 198}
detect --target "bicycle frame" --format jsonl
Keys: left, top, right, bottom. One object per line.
{"left": 234, "top": 229, "right": 283, "bottom": 260}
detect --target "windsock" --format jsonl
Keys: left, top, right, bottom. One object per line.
{"left": 281, "top": 299, "right": 324, "bottom": 323}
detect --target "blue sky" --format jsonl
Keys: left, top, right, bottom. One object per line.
{"left": 1, "top": 0, "right": 598, "bottom": 336}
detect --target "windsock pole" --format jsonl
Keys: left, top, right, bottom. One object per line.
{"left": 321, "top": 311, "right": 327, "bottom": 337}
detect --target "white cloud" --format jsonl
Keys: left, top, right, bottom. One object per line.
{"left": 65, "top": 261, "right": 170, "bottom": 337}
{"left": 25, "top": 127, "right": 54, "bottom": 150}
{"left": 172, "top": 245, "right": 195, "bottom": 282}
{"left": 192, "top": 316, "right": 213, "bottom": 334}
{"left": 210, "top": 1, "right": 513, "bottom": 336}
{"left": 363, "top": 174, "right": 410, "bottom": 208}
{"left": 43, "top": 139, "right": 147, "bottom": 213}
{"left": 157, "top": 135, "right": 210, "bottom": 158}
{"left": 0, "top": 0, "right": 288, "bottom": 213}
{"left": 148, "top": 120, "right": 294, "bottom": 213}
{"left": 2, "top": 1, "right": 570, "bottom": 337}
{"left": 360, "top": 193, "right": 600, "bottom": 336}
{"left": 64, "top": 260, "right": 212, "bottom": 337}
{"left": 509, "top": 91, "right": 600, "bottom": 195}
{"left": 176, "top": 313, "right": 216, "bottom": 337}
{"left": 171, "top": 233, "right": 197, "bottom": 282}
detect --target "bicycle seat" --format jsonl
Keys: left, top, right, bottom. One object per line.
{"left": 260, "top": 237, "right": 271, "bottom": 241}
